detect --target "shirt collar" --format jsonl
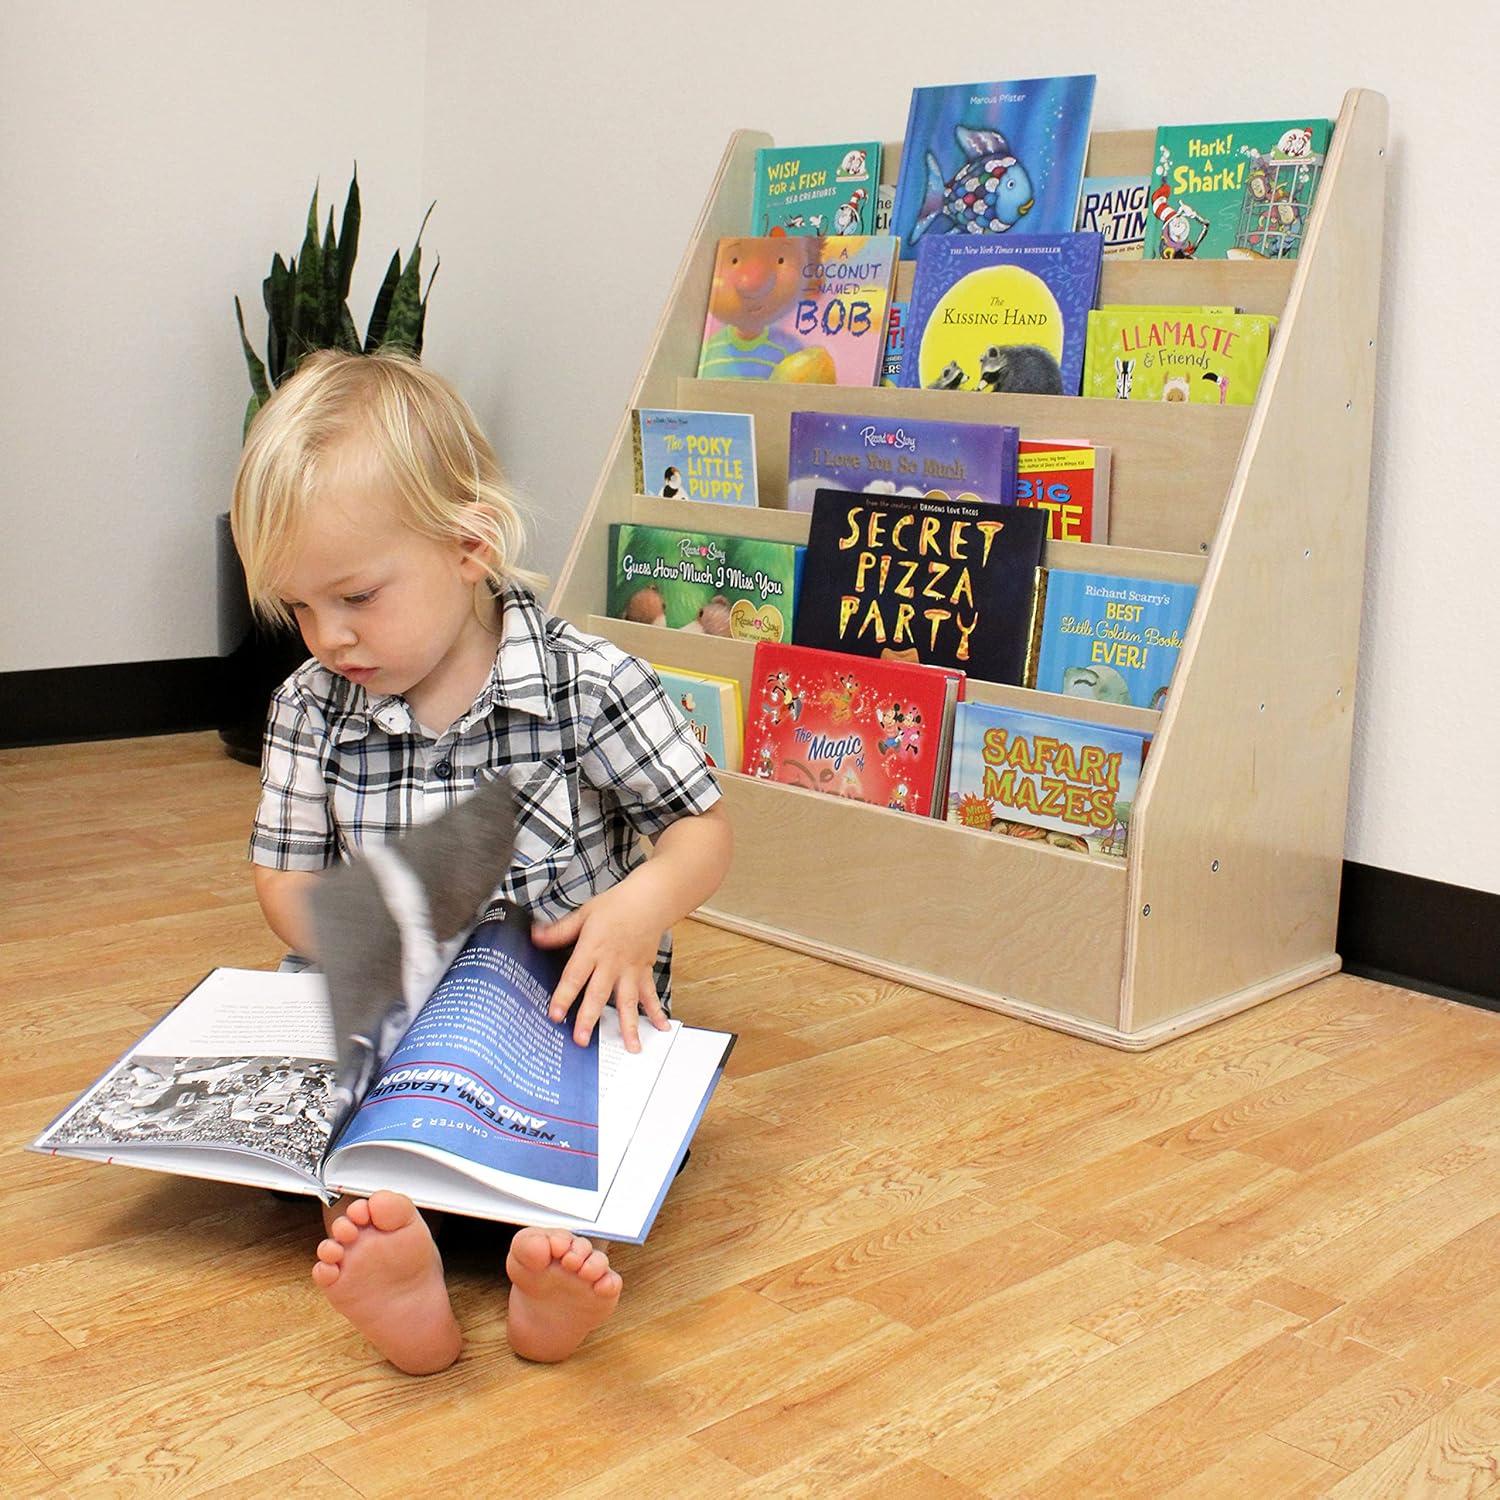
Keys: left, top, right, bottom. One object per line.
{"left": 330, "top": 582, "right": 555, "bottom": 745}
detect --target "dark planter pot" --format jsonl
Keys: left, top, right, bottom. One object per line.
{"left": 216, "top": 512, "right": 308, "bottom": 765}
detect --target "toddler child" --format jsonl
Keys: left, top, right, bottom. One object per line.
{"left": 231, "top": 349, "right": 732, "bottom": 1373}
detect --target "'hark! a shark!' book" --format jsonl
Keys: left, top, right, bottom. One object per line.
{"left": 889, "top": 76, "right": 1097, "bottom": 258}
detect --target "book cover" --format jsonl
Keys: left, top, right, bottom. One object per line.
{"left": 786, "top": 411, "right": 1017, "bottom": 513}
{"left": 901, "top": 233, "right": 1104, "bottom": 396}
{"left": 750, "top": 142, "right": 881, "bottom": 236}
{"left": 652, "top": 664, "right": 744, "bottom": 773}
{"left": 1034, "top": 570, "right": 1199, "bottom": 709}
{"left": 946, "top": 701, "right": 1146, "bottom": 857}
{"left": 890, "top": 76, "right": 1097, "bottom": 256}
{"left": 742, "top": 641, "right": 962, "bottom": 817}
{"left": 608, "top": 523, "right": 798, "bottom": 645}
{"left": 880, "top": 297, "right": 909, "bottom": 387}
{"left": 1144, "top": 119, "right": 1332, "bottom": 262}
{"left": 794, "top": 487, "right": 1048, "bottom": 685}
{"left": 1076, "top": 174, "right": 1151, "bottom": 258}
{"left": 697, "top": 235, "right": 899, "bottom": 386}
{"left": 1083, "top": 307, "right": 1275, "bottom": 404}
{"left": 631, "top": 409, "right": 758, "bottom": 506}
{"left": 1016, "top": 439, "right": 1110, "bottom": 544}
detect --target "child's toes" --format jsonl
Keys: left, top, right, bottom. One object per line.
{"left": 317, "top": 1237, "right": 346, "bottom": 1265}
{"left": 311, "top": 1260, "right": 341, "bottom": 1289}
{"left": 577, "top": 1249, "right": 611, "bottom": 1284}
{"left": 548, "top": 1229, "right": 577, "bottom": 1261}
{"left": 594, "top": 1269, "right": 623, "bottom": 1300}
{"left": 345, "top": 1198, "right": 373, "bottom": 1229}
{"left": 560, "top": 1235, "right": 593, "bottom": 1272}
{"left": 330, "top": 1215, "right": 360, "bottom": 1247}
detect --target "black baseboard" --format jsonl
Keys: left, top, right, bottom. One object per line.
{"left": 0, "top": 657, "right": 229, "bottom": 746}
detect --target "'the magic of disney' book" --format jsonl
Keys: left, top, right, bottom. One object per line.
{"left": 742, "top": 641, "right": 963, "bottom": 818}
{"left": 697, "top": 235, "right": 898, "bottom": 386}
{"left": 889, "top": 76, "right": 1097, "bottom": 257}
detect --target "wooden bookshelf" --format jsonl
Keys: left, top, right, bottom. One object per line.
{"left": 553, "top": 88, "right": 1388, "bottom": 1049}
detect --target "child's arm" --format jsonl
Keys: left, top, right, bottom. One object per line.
{"left": 534, "top": 802, "right": 733, "bottom": 1052}
{"left": 253, "top": 866, "right": 323, "bottom": 959}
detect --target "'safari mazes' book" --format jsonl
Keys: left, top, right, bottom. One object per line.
{"left": 697, "top": 235, "right": 898, "bottom": 386}
{"left": 901, "top": 233, "right": 1104, "bottom": 396}
{"left": 751, "top": 143, "right": 881, "bottom": 237}
{"left": 652, "top": 664, "right": 744, "bottom": 774}
{"left": 1083, "top": 306, "right": 1275, "bottom": 405}
{"left": 946, "top": 701, "right": 1146, "bottom": 858}
{"left": 786, "top": 410, "right": 1017, "bottom": 513}
{"left": 632, "top": 409, "right": 757, "bottom": 506}
{"left": 1034, "top": 570, "right": 1199, "bottom": 709}
{"left": 889, "top": 76, "right": 1097, "bottom": 257}
{"left": 607, "top": 523, "right": 798, "bottom": 645}
{"left": 1144, "top": 118, "right": 1332, "bottom": 262}
{"left": 1076, "top": 174, "right": 1151, "bottom": 258}
{"left": 794, "top": 487, "right": 1047, "bottom": 686}
{"left": 1016, "top": 439, "right": 1110, "bottom": 544}
{"left": 742, "top": 641, "right": 963, "bottom": 818}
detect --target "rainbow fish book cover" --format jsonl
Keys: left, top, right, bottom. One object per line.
{"left": 901, "top": 233, "right": 1104, "bottom": 396}
{"left": 794, "top": 486, "right": 1047, "bottom": 686}
{"left": 1143, "top": 119, "right": 1332, "bottom": 262}
{"left": 607, "top": 523, "right": 798, "bottom": 645}
{"left": 1034, "top": 570, "right": 1199, "bottom": 709}
{"left": 889, "top": 76, "right": 1097, "bottom": 258}
{"left": 1076, "top": 175, "right": 1151, "bottom": 258}
{"left": 652, "top": 665, "right": 744, "bottom": 774}
{"left": 631, "top": 409, "right": 758, "bottom": 506}
{"left": 1083, "top": 307, "right": 1275, "bottom": 405}
{"left": 946, "top": 701, "right": 1146, "bottom": 858}
{"left": 750, "top": 143, "right": 881, "bottom": 236}
{"left": 786, "top": 411, "right": 1017, "bottom": 513}
{"left": 697, "top": 235, "right": 899, "bottom": 387}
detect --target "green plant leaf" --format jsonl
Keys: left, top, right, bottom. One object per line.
{"left": 290, "top": 184, "right": 323, "bottom": 369}
{"left": 337, "top": 302, "right": 361, "bottom": 353}
{"left": 321, "top": 206, "right": 340, "bottom": 348}
{"left": 263, "top": 254, "right": 293, "bottom": 385}
{"left": 243, "top": 392, "right": 264, "bottom": 443}
{"left": 336, "top": 164, "right": 360, "bottom": 304}
{"left": 234, "top": 295, "right": 271, "bottom": 404}
{"left": 379, "top": 202, "right": 434, "bottom": 354}
{"left": 364, "top": 249, "right": 401, "bottom": 353}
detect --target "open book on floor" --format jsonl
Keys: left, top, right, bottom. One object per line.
{"left": 31, "top": 782, "right": 735, "bottom": 1245}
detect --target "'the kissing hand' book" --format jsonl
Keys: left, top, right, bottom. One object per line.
{"left": 786, "top": 410, "right": 1017, "bottom": 513}
{"left": 889, "top": 76, "right": 1097, "bottom": 257}
{"left": 901, "top": 233, "right": 1104, "bottom": 396}
{"left": 794, "top": 486, "right": 1048, "bottom": 686}
{"left": 697, "top": 235, "right": 898, "bottom": 386}
{"left": 750, "top": 143, "right": 881, "bottom": 236}
{"left": 946, "top": 701, "right": 1146, "bottom": 858}
{"left": 652, "top": 664, "right": 744, "bottom": 774}
{"left": 1034, "top": 570, "right": 1198, "bottom": 709}
{"left": 742, "top": 640, "right": 963, "bottom": 818}
{"left": 632, "top": 409, "right": 758, "bottom": 506}
{"left": 31, "top": 780, "right": 734, "bottom": 1244}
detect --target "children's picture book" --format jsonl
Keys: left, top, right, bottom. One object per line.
{"left": 750, "top": 142, "right": 881, "bottom": 236}
{"left": 889, "top": 76, "right": 1097, "bottom": 257}
{"left": 1034, "top": 570, "right": 1199, "bottom": 709}
{"left": 1144, "top": 119, "right": 1332, "bottom": 262}
{"left": 652, "top": 664, "right": 744, "bottom": 773}
{"left": 631, "top": 409, "right": 758, "bottom": 506}
{"left": 946, "top": 701, "right": 1146, "bottom": 858}
{"left": 794, "top": 486, "right": 1048, "bottom": 686}
{"left": 786, "top": 411, "right": 1018, "bottom": 513}
{"left": 31, "top": 782, "right": 734, "bottom": 1244}
{"left": 742, "top": 641, "right": 963, "bottom": 818}
{"left": 1083, "top": 307, "right": 1275, "bottom": 404}
{"left": 1016, "top": 439, "right": 1111, "bottom": 544}
{"left": 697, "top": 235, "right": 899, "bottom": 387}
{"left": 880, "top": 298, "right": 909, "bottom": 386}
{"left": 901, "top": 233, "right": 1104, "bottom": 396}
{"left": 1076, "top": 174, "right": 1151, "bottom": 258}
{"left": 608, "top": 523, "right": 799, "bottom": 645}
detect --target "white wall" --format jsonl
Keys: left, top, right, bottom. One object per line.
{"left": 4, "top": 0, "right": 1494, "bottom": 896}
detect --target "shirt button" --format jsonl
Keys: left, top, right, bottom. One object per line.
{"left": 433, "top": 760, "right": 453, "bottom": 780}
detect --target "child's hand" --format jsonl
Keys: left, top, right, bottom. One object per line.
{"left": 532, "top": 884, "right": 672, "bottom": 1054}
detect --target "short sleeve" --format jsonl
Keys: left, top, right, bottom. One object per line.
{"left": 579, "top": 654, "right": 722, "bottom": 838}
{"left": 249, "top": 682, "right": 338, "bottom": 870}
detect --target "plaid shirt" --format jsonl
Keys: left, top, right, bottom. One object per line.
{"left": 250, "top": 584, "right": 722, "bottom": 1005}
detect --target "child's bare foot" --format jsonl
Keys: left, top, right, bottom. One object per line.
{"left": 505, "top": 1227, "right": 622, "bottom": 1363}
{"left": 312, "top": 1191, "right": 462, "bottom": 1375}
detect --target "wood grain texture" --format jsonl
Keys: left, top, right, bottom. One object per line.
{"left": 7, "top": 731, "right": 1499, "bottom": 1497}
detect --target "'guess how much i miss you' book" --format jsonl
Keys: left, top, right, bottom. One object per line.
{"left": 632, "top": 408, "right": 758, "bottom": 506}
{"left": 32, "top": 781, "right": 734, "bottom": 1244}
{"left": 795, "top": 487, "right": 1048, "bottom": 686}
{"left": 742, "top": 640, "right": 963, "bottom": 818}
{"left": 786, "top": 410, "right": 1017, "bottom": 513}
{"left": 698, "top": 235, "right": 898, "bottom": 386}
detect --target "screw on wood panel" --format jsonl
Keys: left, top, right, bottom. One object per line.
{"left": 1142, "top": 904, "right": 1151, "bottom": 916}
{"left": 1211, "top": 860, "right": 1220, "bottom": 872}
{"left": 1259, "top": 703, "right": 1266, "bottom": 712}
{"left": 1346, "top": 401, "right": 1353, "bottom": 411}
{"left": 1200, "top": 541, "right": 1209, "bottom": 553}
{"left": 1303, "top": 548, "right": 1311, "bottom": 558}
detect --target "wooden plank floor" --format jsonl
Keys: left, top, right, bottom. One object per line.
{"left": 5, "top": 733, "right": 1500, "bottom": 1496}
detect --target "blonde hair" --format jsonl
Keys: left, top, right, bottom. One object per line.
{"left": 231, "top": 349, "right": 544, "bottom": 627}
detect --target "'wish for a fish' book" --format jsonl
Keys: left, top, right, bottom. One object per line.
{"left": 750, "top": 142, "right": 882, "bottom": 237}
